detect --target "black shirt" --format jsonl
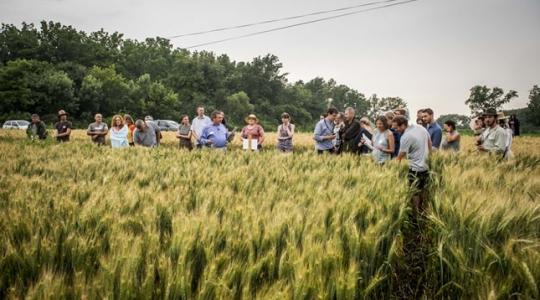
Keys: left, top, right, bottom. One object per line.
{"left": 55, "top": 121, "right": 72, "bottom": 142}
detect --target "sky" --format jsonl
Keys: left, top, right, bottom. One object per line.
{"left": 1, "top": 0, "right": 539, "bottom": 116}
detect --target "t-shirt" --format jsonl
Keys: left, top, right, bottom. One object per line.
{"left": 191, "top": 115, "right": 211, "bottom": 144}
{"left": 133, "top": 127, "right": 157, "bottom": 147}
{"left": 55, "top": 121, "right": 72, "bottom": 142}
{"left": 87, "top": 122, "right": 109, "bottom": 144}
{"left": 481, "top": 125, "right": 507, "bottom": 154}
{"left": 399, "top": 124, "right": 430, "bottom": 172}
{"left": 145, "top": 121, "right": 161, "bottom": 144}
{"left": 427, "top": 122, "right": 442, "bottom": 149}
{"left": 241, "top": 125, "right": 264, "bottom": 143}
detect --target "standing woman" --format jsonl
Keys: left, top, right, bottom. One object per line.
{"left": 176, "top": 115, "right": 193, "bottom": 150}
{"left": 277, "top": 112, "right": 294, "bottom": 152}
{"left": 124, "top": 114, "right": 136, "bottom": 146}
{"left": 241, "top": 114, "right": 265, "bottom": 150}
{"left": 441, "top": 120, "right": 460, "bottom": 151}
{"left": 361, "top": 116, "right": 395, "bottom": 164}
{"left": 110, "top": 115, "right": 129, "bottom": 148}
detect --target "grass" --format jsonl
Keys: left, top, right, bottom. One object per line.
{"left": 0, "top": 129, "right": 538, "bottom": 299}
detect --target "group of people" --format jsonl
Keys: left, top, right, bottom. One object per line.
{"left": 24, "top": 106, "right": 517, "bottom": 162}
{"left": 24, "top": 106, "right": 294, "bottom": 152}
{"left": 23, "top": 105, "right": 518, "bottom": 212}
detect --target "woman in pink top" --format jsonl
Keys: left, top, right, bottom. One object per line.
{"left": 241, "top": 114, "right": 265, "bottom": 150}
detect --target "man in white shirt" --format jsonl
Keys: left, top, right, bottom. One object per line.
{"left": 393, "top": 115, "right": 432, "bottom": 214}
{"left": 191, "top": 106, "right": 212, "bottom": 149}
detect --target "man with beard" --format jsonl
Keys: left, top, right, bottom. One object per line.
{"left": 339, "top": 107, "right": 361, "bottom": 154}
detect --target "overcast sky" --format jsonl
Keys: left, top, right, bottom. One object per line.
{"left": 1, "top": 0, "right": 539, "bottom": 116}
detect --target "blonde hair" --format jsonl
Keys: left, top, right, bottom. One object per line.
{"left": 111, "top": 114, "right": 124, "bottom": 128}
{"left": 360, "top": 117, "right": 372, "bottom": 127}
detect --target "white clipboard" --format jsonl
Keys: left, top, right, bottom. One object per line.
{"left": 242, "top": 138, "right": 258, "bottom": 150}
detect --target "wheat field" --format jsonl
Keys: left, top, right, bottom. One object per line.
{"left": 0, "top": 129, "right": 539, "bottom": 299}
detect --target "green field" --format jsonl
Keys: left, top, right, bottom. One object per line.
{"left": 0, "top": 130, "right": 539, "bottom": 299}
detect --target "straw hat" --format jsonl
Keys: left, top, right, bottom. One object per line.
{"left": 57, "top": 110, "right": 68, "bottom": 118}
{"left": 497, "top": 111, "right": 508, "bottom": 120}
{"left": 245, "top": 114, "right": 258, "bottom": 123}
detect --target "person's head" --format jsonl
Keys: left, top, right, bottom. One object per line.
{"left": 443, "top": 120, "right": 456, "bottom": 132}
{"left": 124, "top": 114, "right": 134, "bottom": 125}
{"left": 180, "top": 115, "right": 190, "bottom": 125}
{"left": 360, "top": 117, "right": 372, "bottom": 128}
{"left": 384, "top": 111, "right": 395, "bottom": 127}
{"left": 325, "top": 108, "right": 339, "bottom": 122}
{"left": 416, "top": 109, "right": 424, "bottom": 119}
{"left": 245, "top": 114, "right": 258, "bottom": 126}
{"left": 144, "top": 116, "right": 153, "bottom": 122}
{"left": 392, "top": 115, "right": 409, "bottom": 134}
{"left": 111, "top": 115, "right": 124, "bottom": 128}
{"left": 196, "top": 106, "right": 205, "bottom": 117}
{"left": 135, "top": 119, "right": 147, "bottom": 131}
{"left": 394, "top": 108, "right": 407, "bottom": 116}
{"left": 474, "top": 116, "right": 485, "bottom": 129}
{"left": 58, "top": 110, "right": 68, "bottom": 121}
{"left": 482, "top": 109, "right": 498, "bottom": 128}
{"left": 211, "top": 111, "right": 224, "bottom": 125}
{"left": 499, "top": 118, "right": 508, "bottom": 128}
{"left": 344, "top": 107, "right": 356, "bottom": 121}
{"left": 95, "top": 113, "right": 103, "bottom": 123}
{"left": 375, "top": 116, "right": 390, "bottom": 131}
{"left": 31, "top": 114, "right": 40, "bottom": 123}
{"left": 421, "top": 108, "right": 434, "bottom": 124}
{"left": 281, "top": 112, "right": 290, "bottom": 124}
{"left": 335, "top": 112, "right": 345, "bottom": 124}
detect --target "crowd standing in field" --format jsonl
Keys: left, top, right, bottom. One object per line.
{"left": 23, "top": 105, "right": 517, "bottom": 211}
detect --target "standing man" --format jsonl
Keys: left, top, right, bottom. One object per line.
{"left": 26, "top": 114, "right": 48, "bottom": 140}
{"left": 509, "top": 114, "right": 520, "bottom": 137}
{"left": 87, "top": 113, "right": 109, "bottom": 145}
{"left": 340, "top": 107, "right": 361, "bottom": 154}
{"left": 191, "top": 106, "right": 212, "bottom": 149}
{"left": 313, "top": 108, "right": 338, "bottom": 154}
{"left": 199, "top": 111, "right": 230, "bottom": 151}
{"left": 477, "top": 108, "right": 507, "bottom": 157}
{"left": 133, "top": 119, "right": 157, "bottom": 147}
{"left": 55, "top": 110, "right": 72, "bottom": 142}
{"left": 393, "top": 116, "right": 432, "bottom": 213}
{"left": 422, "top": 108, "right": 442, "bottom": 150}
{"left": 144, "top": 116, "right": 162, "bottom": 146}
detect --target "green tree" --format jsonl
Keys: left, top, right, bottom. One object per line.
{"left": 527, "top": 85, "right": 540, "bottom": 126}
{"left": 465, "top": 85, "right": 518, "bottom": 116}
{"left": 223, "top": 91, "right": 254, "bottom": 127}
{"left": 133, "top": 74, "right": 181, "bottom": 120}
{"left": 367, "top": 95, "right": 408, "bottom": 120}
{"left": 436, "top": 114, "right": 471, "bottom": 129}
{"left": 0, "top": 22, "right": 40, "bottom": 64}
{"left": 79, "top": 65, "right": 134, "bottom": 120}
{"left": 0, "top": 59, "right": 75, "bottom": 122}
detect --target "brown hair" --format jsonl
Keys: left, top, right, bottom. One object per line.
{"left": 393, "top": 115, "right": 408, "bottom": 127}
{"left": 111, "top": 114, "right": 124, "bottom": 128}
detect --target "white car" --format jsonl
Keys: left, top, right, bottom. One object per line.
{"left": 2, "top": 120, "right": 30, "bottom": 130}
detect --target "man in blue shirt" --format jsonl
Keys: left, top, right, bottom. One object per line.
{"left": 421, "top": 108, "right": 442, "bottom": 150}
{"left": 313, "top": 107, "right": 338, "bottom": 154}
{"left": 199, "top": 111, "right": 230, "bottom": 150}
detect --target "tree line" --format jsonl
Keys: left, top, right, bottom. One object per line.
{"left": 1, "top": 21, "right": 538, "bottom": 131}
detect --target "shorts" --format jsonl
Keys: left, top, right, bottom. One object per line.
{"left": 408, "top": 169, "right": 429, "bottom": 190}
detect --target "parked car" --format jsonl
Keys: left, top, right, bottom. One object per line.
{"left": 2, "top": 120, "right": 30, "bottom": 130}
{"left": 155, "top": 120, "right": 179, "bottom": 132}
